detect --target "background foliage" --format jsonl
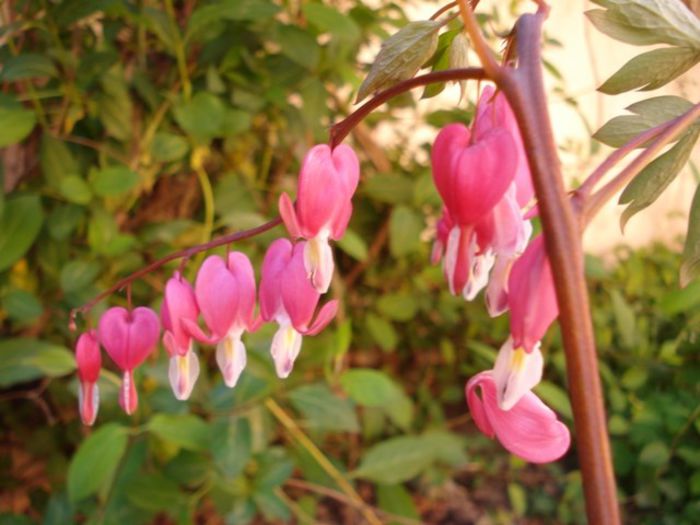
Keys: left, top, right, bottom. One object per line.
{"left": 1, "top": 0, "right": 699, "bottom": 523}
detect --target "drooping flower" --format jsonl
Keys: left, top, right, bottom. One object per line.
{"left": 98, "top": 306, "right": 160, "bottom": 415}
{"left": 259, "top": 238, "right": 338, "bottom": 378}
{"left": 75, "top": 330, "right": 101, "bottom": 426}
{"left": 278, "top": 144, "right": 360, "bottom": 293}
{"left": 466, "top": 371, "right": 570, "bottom": 463}
{"left": 161, "top": 272, "right": 200, "bottom": 400}
{"left": 184, "top": 252, "right": 258, "bottom": 388}
{"left": 508, "top": 234, "right": 558, "bottom": 353}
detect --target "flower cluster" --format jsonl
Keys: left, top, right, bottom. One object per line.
{"left": 75, "top": 144, "right": 358, "bottom": 425}
{"left": 431, "top": 85, "right": 570, "bottom": 463}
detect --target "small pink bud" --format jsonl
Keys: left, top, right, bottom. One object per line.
{"left": 75, "top": 330, "right": 101, "bottom": 426}
{"left": 508, "top": 235, "right": 558, "bottom": 352}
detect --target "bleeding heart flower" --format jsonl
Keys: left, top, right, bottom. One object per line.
{"left": 184, "top": 252, "right": 258, "bottom": 388}
{"left": 75, "top": 330, "right": 101, "bottom": 426}
{"left": 279, "top": 144, "right": 360, "bottom": 293}
{"left": 98, "top": 306, "right": 160, "bottom": 415}
{"left": 508, "top": 235, "right": 558, "bottom": 353}
{"left": 161, "top": 272, "right": 200, "bottom": 400}
{"left": 260, "top": 238, "right": 338, "bottom": 378}
{"left": 466, "top": 371, "right": 570, "bottom": 463}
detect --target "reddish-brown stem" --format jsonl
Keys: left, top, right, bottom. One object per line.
{"left": 493, "top": 13, "right": 620, "bottom": 523}
{"left": 329, "top": 68, "right": 487, "bottom": 148}
{"left": 430, "top": 1, "right": 457, "bottom": 20}
{"left": 70, "top": 217, "right": 282, "bottom": 327}
{"left": 584, "top": 102, "right": 700, "bottom": 222}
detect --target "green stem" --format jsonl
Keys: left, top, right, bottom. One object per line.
{"left": 164, "top": 0, "right": 192, "bottom": 101}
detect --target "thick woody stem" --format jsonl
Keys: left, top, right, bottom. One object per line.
{"left": 494, "top": 13, "right": 621, "bottom": 523}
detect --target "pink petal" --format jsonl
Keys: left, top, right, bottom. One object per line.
{"left": 466, "top": 371, "right": 570, "bottom": 463}
{"left": 432, "top": 124, "right": 471, "bottom": 218}
{"left": 331, "top": 200, "right": 353, "bottom": 240}
{"left": 444, "top": 225, "right": 475, "bottom": 296}
{"left": 330, "top": 144, "right": 361, "bottom": 198}
{"left": 508, "top": 235, "right": 558, "bottom": 352}
{"left": 161, "top": 273, "right": 198, "bottom": 354}
{"left": 78, "top": 381, "right": 99, "bottom": 426}
{"left": 260, "top": 238, "right": 294, "bottom": 321}
{"left": 281, "top": 241, "right": 321, "bottom": 330}
{"left": 119, "top": 370, "right": 138, "bottom": 415}
{"left": 296, "top": 145, "right": 346, "bottom": 238}
{"left": 485, "top": 255, "right": 513, "bottom": 317}
{"left": 98, "top": 306, "right": 159, "bottom": 371}
{"left": 279, "top": 192, "right": 302, "bottom": 239}
{"left": 76, "top": 330, "right": 101, "bottom": 383}
{"left": 181, "top": 318, "right": 220, "bottom": 345}
{"left": 126, "top": 307, "right": 161, "bottom": 368}
{"left": 195, "top": 255, "right": 239, "bottom": 339}
{"left": 303, "top": 299, "right": 338, "bottom": 336}
{"left": 227, "top": 251, "right": 257, "bottom": 329}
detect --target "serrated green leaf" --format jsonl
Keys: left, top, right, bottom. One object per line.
{"left": 681, "top": 183, "right": 700, "bottom": 286}
{"left": 0, "top": 99, "right": 37, "bottom": 147}
{"left": 1, "top": 54, "right": 57, "bottom": 81}
{"left": 148, "top": 414, "right": 211, "bottom": 451}
{"left": 68, "top": 424, "right": 129, "bottom": 502}
{"left": 0, "top": 338, "right": 75, "bottom": 387}
{"left": 356, "top": 20, "right": 441, "bottom": 103}
{"left": 593, "top": 96, "right": 695, "bottom": 147}
{"left": 0, "top": 194, "right": 43, "bottom": 272}
{"left": 599, "top": 47, "right": 700, "bottom": 94}
{"left": 619, "top": 128, "right": 700, "bottom": 229}
{"left": 590, "top": 0, "right": 700, "bottom": 48}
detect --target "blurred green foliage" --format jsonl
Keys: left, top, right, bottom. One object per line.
{"left": 0, "top": 1, "right": 699, "bottom": 524}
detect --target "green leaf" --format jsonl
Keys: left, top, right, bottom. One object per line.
{"left": 376, "top": 484, "right": 420, "bottom": 523}
{"left": 610, "top": 289, "right": 637, "bottom": 348}
{"left": 589, "top": 0, "right": 700, "bottom": 48}
{"left": 586, "top": 9, "right": 662, "bottom": 46}
{"left": 681, "top": 183, "right": 700, "bottom": 286}
{"left": 659, "top": 279, "right": 700, "bottom": 312}
{"left": 40, "top": 135, "right": 77, "bottom": 189}
{"left": 534, "top": 381, "right": 573, "bottom": 420}
{"left": 0, "top": 338, "right": 75, "bottom": 387}
{"left": 173, "top": 92, "right": 225, "bottom": 142}
{"left": 97, "top": 66, "right": 133, "bottom": 141}
{"left": 639, "top": 440, "right": 670, "bottom": 468}
{"left": 60, "top": 260, "right": 101, "bottom": 292}
{"left": 340, "top": 369, "right": 405, "bottom": 408}
{"left": 0, "top": 194, "right": 43, "bottom": 272}
{"left": 336, "top": 228, "right": 368, "bottom": 261}
{"left": 186, "top": 0, "right": 280, "bottom": 42}
{"left": 352, "top": 436, "right": 432, "bottom": 484}
{"left": 508, "top": 483, "right": 527, "bottom": 517}
{"left": 377, "top": 293, "right": 418, "bottom": 321}
{"left": 211, "top": 417, "right": 252, "bottom": 479}
{"left": 599, "top": 47, "right": 700, "bottom": 94}
{"left": 356, "top": 20, "right": 441, "bottom": 102}
{"left": 288, "top": 383, "right": 359, "bottom": 433}
{"left": 151, "top": 132, "right": 189, "bottom": 163}
{"left": 366, "top": 313, "right": 398, "bottom": 352}
{"left": 389, "top": 205, "right": 423, "bottom": 257}
{"left": 91, "top": 166, "right": 139, "bottom": 197}
{"left": 593, "top": 95, "right": 695, "bottom": 147}
{"left": 302, "top": 4, "right": 361, "bottom": 44}
{"left": 276, "top": 25, "right": 320, "bottom": 70}
{"left": 1, "top": 54, "right": 57, "bottom": 81}
{"left": 148, "top": 413, "right": 210, "bottom": 451}
{"left": 68, "top": 424, "right": 129, "bottom": 502}
{"left": 422, "top": 29, "right": 460, "bottom": 99}
{"left": 0, "top": 97, "right": 37, "bottom": 147}
{"left": 125, "top": 472, "right": 183, "bottom": 513}
{"left": 364, "top": 174, "right": 414, "bottom": 204}
{"left": 1, "top": 289, "right": 43, "bottom": 322}
{"left": 619, "top": 128, "right": 700, "bottom": 229}
{"left": 59, "top": 175, "right": 93, "bottom": 205}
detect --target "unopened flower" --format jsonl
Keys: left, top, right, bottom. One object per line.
{"left": 279, "top": 144, "right": 360, "bottom": 293}
{"left": 466, "top": 371, "right": 570, "bottom": 463}
{"left": 98, "top": 306, "right": 160, "bottom": 415}
{"left": 185, "top": 252, "right": 258, "bottom": 388}
{"left": 161, "top": 272, "right": 200, "bottom": 400}
{"left": 260, "top": 238, "right": 338, "bottom": 378}
{"left": 75, "top": 330, "right": 101, "bottom": 425}
{"left": 508, "top": 234, "right": 558, "bottom": 353}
